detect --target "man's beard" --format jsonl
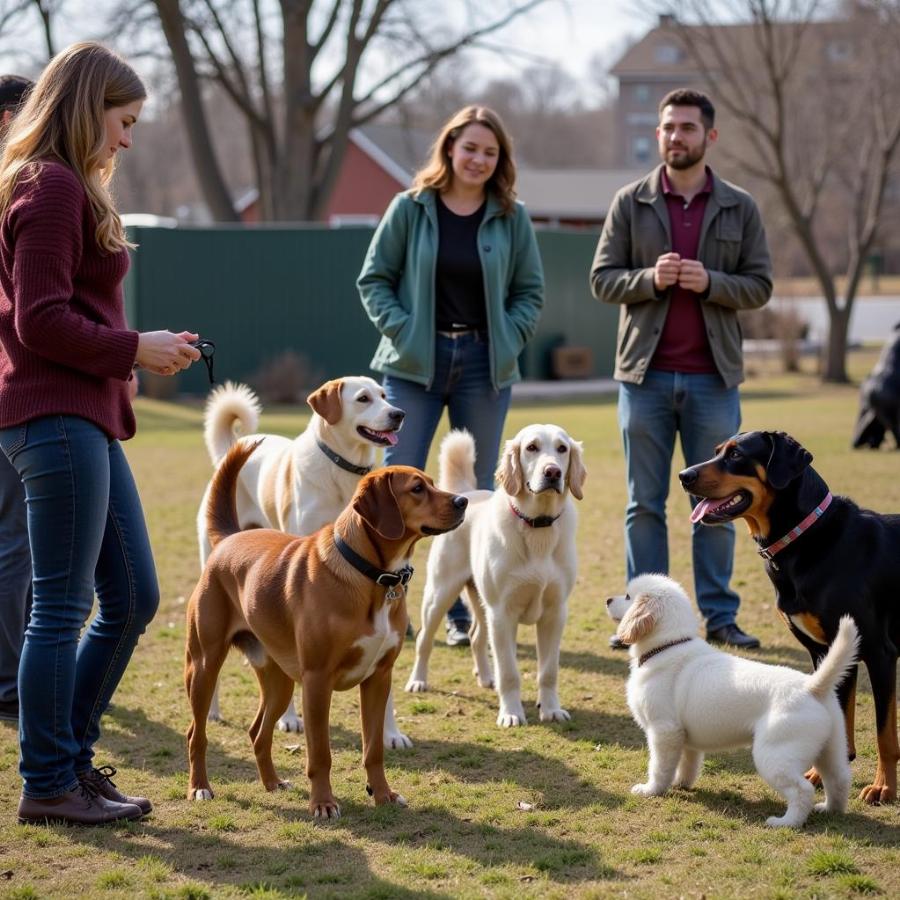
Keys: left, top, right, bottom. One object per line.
{"left": 664, "top": 142, "right": 706, "bottom": 170}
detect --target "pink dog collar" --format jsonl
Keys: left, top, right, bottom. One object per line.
{"left": 758, "top": 492, "right": 833, "bottom": 562}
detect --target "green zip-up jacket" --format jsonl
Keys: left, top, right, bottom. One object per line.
{"left": 358, "top": 188, "right": 544, "bottom": 390}
{"left": 590, "top": 165, "right": 772, "bottom": 388}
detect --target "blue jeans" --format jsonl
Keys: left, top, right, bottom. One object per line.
{"left": 383, "top": 332, "right": 512, "bottom": 626}
{"left": 0, "top": 416, "right": 159, "bottom": 799}
{"left": 0, "top": 451, "right": 31, "bottom": 705}
{"left": 618, "top": 370, "right": 741, "bottom": 632}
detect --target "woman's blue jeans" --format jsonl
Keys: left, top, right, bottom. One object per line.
{"left": 383, "top": 332, "right": 511, "bottom": 626}
{"left": 0, "top": 416, "right": 159, "bottom": 799}
{"left": 618, "top": 370, "right": 741, "bottom": 632}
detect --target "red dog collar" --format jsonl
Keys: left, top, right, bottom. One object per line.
{"left": 758, "top": 492, "right": 833, "bottom": 562}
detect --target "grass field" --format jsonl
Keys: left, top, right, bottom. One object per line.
{"left": 1, "top": 352, "right": 899, "bottom": 899}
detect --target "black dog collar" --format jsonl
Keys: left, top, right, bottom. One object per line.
{"left": 333, "top": 532, "right": 413, "bottom": 601}
{"left": 638, "top": 637, "right": 693, "bottom": 667}
{"left": 316, "top": 438, "right": 372, "bottom": 476}
{"left": 509, "top": 501, "right": 561, "bottom": 529}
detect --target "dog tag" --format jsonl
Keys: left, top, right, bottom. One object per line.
{"left": 385, "top": 584, "right": 404, "bottom": 602}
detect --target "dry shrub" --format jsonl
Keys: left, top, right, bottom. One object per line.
{"left": 249, "top": 350, "right": 323, "bottom": 404}
{"left": 740, "top": 306, "right": 809, "bottom": 372}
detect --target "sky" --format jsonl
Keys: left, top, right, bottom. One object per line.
{"left": 0, "top": 0, "right": 654, "bottom": 99}
{"left": 482, "top": 0, "right": 655, "bottom": 83}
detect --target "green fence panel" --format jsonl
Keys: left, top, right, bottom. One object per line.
{"left": 125, "top": 224, "right": 617, "bottom": 394}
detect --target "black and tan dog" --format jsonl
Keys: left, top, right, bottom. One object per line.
{"left": 678, "top": 430, "right": 899, "bottom": 805}
{"left": 185, "top": 439, "right": 467, "bottom": 818}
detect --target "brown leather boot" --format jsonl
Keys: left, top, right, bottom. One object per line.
{"left": 17, "top": 782, "right": 143, "bottom": 825}
{"left": 78, "top": 765, "right": 152, "bottom": 815}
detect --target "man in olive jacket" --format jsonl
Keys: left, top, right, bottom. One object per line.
{"left": 591, "top": 88, "right": 772, "bottom": 651}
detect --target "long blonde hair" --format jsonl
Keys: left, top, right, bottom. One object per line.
{"left": 0, "top": 42, "right": 145, "bottom": 253}
{"left": 412, "top": 106, "right": 517, "bottom": 215}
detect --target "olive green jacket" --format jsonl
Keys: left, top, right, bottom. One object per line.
{"left": 590, "top": 165, "right": 772, "bottom": 388}
{"left": 358, "top": 189, "right": 544, "bottom": 390}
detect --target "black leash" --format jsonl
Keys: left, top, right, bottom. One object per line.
{"left": 333, "top": 531, "right": 413, "bottom": 602}
{"left": 189, "top": 339, "right": 216, "bottom": 384}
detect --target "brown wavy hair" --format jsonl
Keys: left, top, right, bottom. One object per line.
{"left": 412, "top": 106, "right": 517, "bottom": 215}
{"left": 0, "top": 42, "right": 145, "bottom": 253}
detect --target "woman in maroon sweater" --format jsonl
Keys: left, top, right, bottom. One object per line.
{"left": 0, "top": 43, "right": 200, "bottom": 825}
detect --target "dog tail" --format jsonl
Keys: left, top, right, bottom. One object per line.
{"left": 203, "top": 381, "right": 262, "bottom": 464}
{"left": 806, "top": 616, "right": 859, "bottom": 701}
{"left": 438, "top": 429, "right": 477, "bottom": 493}
{"left": 207, "top": 438, "right": 265, "bottom": 548}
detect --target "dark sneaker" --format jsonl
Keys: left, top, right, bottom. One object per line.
{"left": 608, "top": 633, "right": 627, "bottom": 651}
{"left": 445, "top": 621, "right": 471, "bottom": 647}
{"left": 0, "top": 697, "right": 19, "bottom": 722}
{"left": 17, "top": 782, "right": 143, "bottom": 826}
{"left": 707, "top": 623, "right": 761, "bottom": 650}
{"left": 78, "top": 766, "right": 152, "bottom": 815}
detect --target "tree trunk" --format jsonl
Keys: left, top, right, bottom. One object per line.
{"left": 822, "top": 305, "right": 851, "bottom": 383}
{"left": 153, "top": 0, "right": 239, "bottom": 222}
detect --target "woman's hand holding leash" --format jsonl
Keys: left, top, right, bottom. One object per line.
{"left": 135, "top": 330, "right": 201, "bottom": 376}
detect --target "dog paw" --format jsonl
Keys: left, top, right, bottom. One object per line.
{"left": 206, "top": 711, "right": 223, "bottom": 724}
{"left": 277, "top": 714, "right": 304, "bottom": 733}
{"left": 265, "top": 779, "right": 292, "bottom": 792}
{"left": 405, "top": 678, "right": 428, "bottom": 693}
{"left": 859, "top": 782, "right": 895, "bottom": 805}
{"left": 539, "top": 707, "right": 571, "bottom": 723}
{"left": 190, "top": 788, "right": 214, "bottom": 801}
{"left": 630, "top": 783, "right": 662, "bottom": 797}
{"left": 384, "top": 730, "right": 413, "bottom": 750}
{"left": 475, "top": 673, "right": 495, "bottom": 689}
{"left": 311, "top": 800, "right": 341, "bottom": 819}
{"left": 765, "top": 814, "right": 802, "bottom": 828}
{"left": 377, "top": 791, "right": 408, "bottom": 808}
{"left": 497, "top": 711, "right": 527, "bottom": 727}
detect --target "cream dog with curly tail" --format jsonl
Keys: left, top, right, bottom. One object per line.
{"left": 607, "top": 573, "right": 857, "bottom": 828}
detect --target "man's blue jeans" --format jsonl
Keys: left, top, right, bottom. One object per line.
{"left": 0, "top": 416, "right": 159, "bottom": 799}
{"left": 383, "top": 332, "right": 511, "bottom": 625}
{"left": 618, "top": 370, "right": 741, "bottom": 632}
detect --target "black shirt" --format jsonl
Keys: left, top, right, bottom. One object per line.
{"left": 434, "top": 195, "right": 487, "bottom": 332}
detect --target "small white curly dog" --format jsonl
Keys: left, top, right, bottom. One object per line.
{"left": 606, "top": 574, "right": 857, "bottom": 828}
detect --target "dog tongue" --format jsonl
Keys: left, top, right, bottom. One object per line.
{"left": 690, "top": 496, "right": 729, "bottom": 523}
{"left": 382, "top": 430, "right": 399, "bottom": 446}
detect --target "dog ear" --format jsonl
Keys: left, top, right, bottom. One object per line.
{"left": 765, "top": 431, "right": 813, "bottom": 489}
{"left": 617, "top": 593, "right": 657, "bottom": 645}
{"left": 352, "top": 471, "right": 405, "bottom": 540}
{"left": 496, "top": 438, "right": 524, "bottom": 496}
{"left": 307, "top": 379, "right": 344, "bottom": 425}
{"left": 566, "top": 440, "right": 587, "bottom": 501}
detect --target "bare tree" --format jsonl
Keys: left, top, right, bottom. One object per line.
{"left": 650, "top": 0, "right": 900, "bottom": 382}
{"left": 134, "top": 0, "right": 549, "bottom": 223}
{"left": 0, "top": 0, "right": 60, "bottom": 66}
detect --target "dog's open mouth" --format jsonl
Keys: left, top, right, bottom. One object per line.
{"left": 690, "top": 491, "right": 751, "bottom": 524}
{"left": 358, "top": 426, "right": 400, "bottom": 447}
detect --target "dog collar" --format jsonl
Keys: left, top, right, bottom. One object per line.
{"left": 758, "top": 491, "right": 833, "bottom": 563}
{"left": 638, "top": 637, "right": 694, "bottom": 667}
{"left": 509, "top": 501, "right": 561, "bottom": 529}
{"left": 333, "top": 532, "right": 413, "bottom": 602}
{"left": 316, "top": 438, "right": 372, "bottom": 476}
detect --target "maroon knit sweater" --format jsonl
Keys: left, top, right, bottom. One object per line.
{"left": 0, "top": 159, "right": 139, "bottom": 441}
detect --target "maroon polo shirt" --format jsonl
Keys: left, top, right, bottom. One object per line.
{"left": 651, "top": 167, "right": 717, "bottom": 375}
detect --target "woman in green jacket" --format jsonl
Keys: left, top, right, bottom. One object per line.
{"left": 358, "top": 105, "right": 544, "bottom": 643}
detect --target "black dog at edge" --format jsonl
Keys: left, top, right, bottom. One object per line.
{"left": 679, "top": 430, "right": 899, "bottom": 805}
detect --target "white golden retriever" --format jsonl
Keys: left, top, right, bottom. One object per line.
{"left": 197, "top": 376, "right": 410, "bottom": 745}
{"left": 606, "top": 573, "right": 857, "bottom": 828}
{"left": 406, "top": 425, "right": 585, "bottom": 727}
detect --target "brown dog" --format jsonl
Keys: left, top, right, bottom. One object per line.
{"left": 185, "top": 440, "right": 467, "bottom": 818}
